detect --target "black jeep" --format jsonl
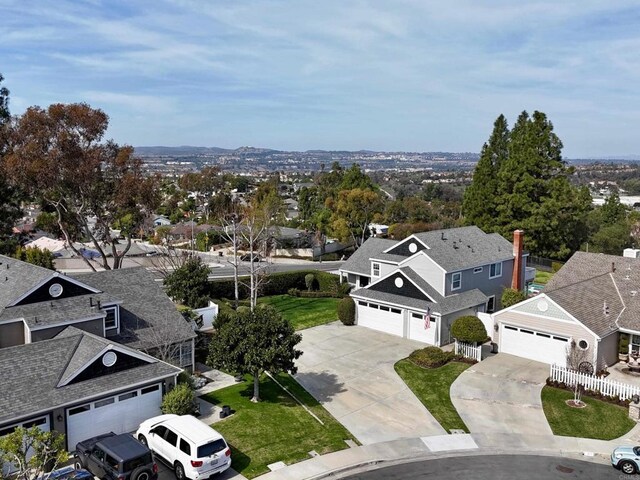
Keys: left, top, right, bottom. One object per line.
{"left": 74, "top": 433, "right": 157, "bottom": 480}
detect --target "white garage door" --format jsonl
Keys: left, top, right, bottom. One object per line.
{"left": 66, "top": 384, "right": 162, "bottom": 451}
{"left": 1, "top": 416, "right": 50, "bottom": 475}
{"left": 500, "top": 324, "right": 568, "bottom": 367}
{"left": 408, "top": 312, "right": 437, "bottom": 344}
{"left": 356, "top": 301, "right": 404, "bottom": 337}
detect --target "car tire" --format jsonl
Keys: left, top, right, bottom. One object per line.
{"left": 174, "top": 462, "right": 187, "bottom": 480}
{"left": 138, "top": 434, "right": 147, "bottom": 446}
{"left": 131, "top": 466, "right": 153, "bottom": 480}
{"left": 620, "top": 460, "right": 637, "bottom": 475}
{"left": 73, "top": 458, "right": 84, "bottom": 470}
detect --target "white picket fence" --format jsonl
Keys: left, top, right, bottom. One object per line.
{"left": 454, "top": 339, "right": 482, "bottom": 362}
{"left": 550, "top": 364, "right": 640, "bottom": 401}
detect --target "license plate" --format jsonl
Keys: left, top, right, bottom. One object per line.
{"left": 210, "top": 458, "right": 219, "bottom": 466}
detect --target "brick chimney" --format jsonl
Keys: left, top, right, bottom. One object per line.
{"left": 512, "top": 229, "right": 524, "bottom": 291}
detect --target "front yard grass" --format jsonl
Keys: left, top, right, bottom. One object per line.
{"left": 394, "top": 359, "right": 470, "bottom": 433}
{"left": 534, "top": 270, "right": 554, "bottom": 285}
{"left": 541, "top": 386, "right": 635, "bottom": 440}
{"left": 200, "top": 373, "right": 356, "bottom": 478}
{"left": 258, "top": 294, "right": 339, "bottom": 330}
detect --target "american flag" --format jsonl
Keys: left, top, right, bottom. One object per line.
{"left": 424, "top": 307, "right": 431, "bottom": 330}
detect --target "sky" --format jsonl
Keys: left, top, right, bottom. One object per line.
{"left": 2, "top": 1, "right": 640, "bottom": 157}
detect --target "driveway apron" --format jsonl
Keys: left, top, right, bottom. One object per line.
{"left": 450, "top": 353, "right": 552, "bottom": 436}
{"left": 294, "top": 322, "right": 446, "bottom": 445}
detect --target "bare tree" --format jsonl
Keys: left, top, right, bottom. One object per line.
{"left": 145, "top": 245, "right": 192, "bottom": 279}
{"left": 220, "top": 213, "right": 241, "bottom": 309}
{"left": 566, "top": 341, "right": 593, "bottom": 406}
{"left": 239, "top": 207, "right": 273, "bottom": 310}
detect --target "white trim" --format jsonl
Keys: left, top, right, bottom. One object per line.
{"left": 28, "top": 314, "right": 106, "bottom": 332}
{"left": 382, "top": 234, "right": 429, "bottom": 254}
{"left": 339, "top": 268, "right": 369, "bottom": 277}
{"left": 350, "top": 293, "right": 434, "bottom": 314}
{"left": 8, "top": 273, "right": 101, "bottom": 307}
{"left": 610, "top": 271, "right": 627, "bottom": 327}
{"left": 451, "top": 272, "right": 462, "bottom": 291}
{"left": 486, "top": 295, "right": 496, "bottom": 313}
{"left": 103, "top": 306, "right": 120, "bottom": 334}
{"left": 58, "top": 344, "right": 160, "bottom": 387}
{"left": 372, "top": 262, "right": 381, "bottom": 278}
{"left": 369, "top": 258, "right": 402, "bottom": 266}
{"left": 473, "top": 267, "right": 483, "bottom": 274}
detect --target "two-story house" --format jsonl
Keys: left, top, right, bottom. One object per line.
{"left": 339, "top": 226, "right": 529, "bottom": 346}
{"left": 0, "top": 255, "right": 195, "bottom": 450}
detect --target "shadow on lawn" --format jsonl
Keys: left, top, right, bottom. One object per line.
{"left": 294, "top": 371, "right": 346, "bottom": 403}
{"left": 227, "top": 444, "right": 251, "bottom": 475}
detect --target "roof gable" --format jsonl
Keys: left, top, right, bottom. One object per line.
{"left": 383, "top": 236, "right": 428, "bottom": 257}
{"left": 0, "top": 255, "right": 54, "bottom": 309}
{"left": 12, "top": 275, "right": 100, "bottom": 307}
{"left": 367, "top": 270, "right": 433, "bottom": 302}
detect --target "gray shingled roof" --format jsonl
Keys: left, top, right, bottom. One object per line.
{"left": 411, "top": 226, "right": 514, "bottom": 272}
{"left": 340, "top": 238, "right": 397, "bottom": 275}
{"left": 0, "top": 327, "right": 180, "bottom": 424}
{"left": 545, "top": 251, "right": 640, "bottom": 337}
{"left": 74, "top": 268, "right": 196, "bottom": 349}
{"left": 351, "top": 266, "right": 487, "bottom": 316}
{"left": 56, "top": 328, "right": 114, "bottom": 386}
{"left": 0, "top": 254, "right": 53, "bottom": 310}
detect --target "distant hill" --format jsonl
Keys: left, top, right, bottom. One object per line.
{"left": 134, "top": 146, "right": 233, "bottom": 156}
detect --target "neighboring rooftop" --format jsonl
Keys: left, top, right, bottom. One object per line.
{"left": 0, "top": 254, "right": 53, "bottom": 311}
{"left": 340, "top": 238, "right": 397, "bottom": 275}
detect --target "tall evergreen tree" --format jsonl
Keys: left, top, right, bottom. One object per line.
{"left": 462, "top": 114, "right": 509, "bottom": 231}
{"left": 464, "top": 110, "right": 591, "bottom": 259}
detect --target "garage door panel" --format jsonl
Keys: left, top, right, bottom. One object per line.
{"left": 500, "top": 325, "right": 567, "bottom": 367}
{"left": 356, "top": 303, "right": 403, "bottom": 337}
{"left": 408, "top": 314, "right": 436, "bottom": 344}
{"left": 66, "top": 384, "right": 162, "bottom": 451}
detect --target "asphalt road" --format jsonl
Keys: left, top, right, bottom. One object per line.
{"left": 206, "top": 260, "right": 343, "bottom": 279}
{"left": 343, "top": 455, "right": 622, "bottom": 480}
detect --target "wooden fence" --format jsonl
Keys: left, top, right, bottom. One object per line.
{"left": 455, "top": 340, "right": 482, "bottom": 362}
{"left": 550, "top": 364, "right": 640, "bottom": 401}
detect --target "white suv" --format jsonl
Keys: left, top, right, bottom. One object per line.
{"left": 135, "top": 414, "right": 231, "bottom": 480}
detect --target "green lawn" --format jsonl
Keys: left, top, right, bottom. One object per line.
{"left": 201, "top": 373, "right": 356, "bottom": 478}
{"left": 258, "top": 294, "right": 339, "bottom": 330}
{"left": 394, "top": 359, "right": 470, "bottom": 433}
{"left": 541, "top": 386, "right": 635, "bottom": 440}
{"left": 534, "top": 270, "right": 554, "bottom": 285}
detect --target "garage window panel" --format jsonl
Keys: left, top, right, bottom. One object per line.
{"left": 390, "top": 308, "right": 401, "bottom": 314}
{"left": 95, "top": 398, "right": 115, "bottom": 408}
{"left": 553, "top": 336, "right": 568, "bottom": 342}
{"left": 520, "top": 329, "right": 534, "bottom": 335}
{"left": 358, "top": 301, "right": 367, "bottom": 306}
{"left": 23, "top": 418, "right": 47, "bottom": 428}
{"left": 119, "top": 391, "right": 138, "bottom": 402}
{"left": 380, "top": 306, "right": 390, "bottom": 312}
{"left": 536, "top": 333, "right": 550, "bottom": 338}
{"left": 369, "top": 304, "right": 379, "bottom": 309}
{"left": 504, "top": 325, "right": 518, "bottom": 331}
{"left": 142, "top": 385, "right": 160, "bottom": 395}
{"left": 69, "top": 405, "right": 91, "bottom": 416}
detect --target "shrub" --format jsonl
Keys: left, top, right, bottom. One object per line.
{"left": 501, "top": 288, "right": 526, "bottom": 308}
{"left": 337, "top": 297, "right": 356, "bottom": 325}
{"left": 161, "top": 383, "right": 196, "bottom": 415}
{"left": 338, "top": 282, "right": 352, "bottom": 297}
{"left": 450, "top": 315, "right": 488, "bottom": 344}
{"left": 305, "top": 273, "right": 315, "bottom": 291}
{"left": 619, "top": 333, "right": 630, "bottom": 355}
{"left": 551, "top": 261, "right": 564, "bottom": 273}
{"left": 288, "top": 288, "right": 301, "bottom": 297}
{"left": 409, "top": 346, "right": 455, "bottom": 368}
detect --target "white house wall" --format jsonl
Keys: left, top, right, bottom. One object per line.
{"left": 403, "top": 254, "right": 446, "bottom": 296}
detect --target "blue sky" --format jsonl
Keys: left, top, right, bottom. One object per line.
{"left": 2, "top": 1, "right": 639, "bottom": 157}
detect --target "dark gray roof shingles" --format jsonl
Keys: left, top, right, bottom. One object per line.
{"left": 340, "top": 238, "right": 397, "bottom": 275}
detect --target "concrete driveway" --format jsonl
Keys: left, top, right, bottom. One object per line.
{"left": 293, "top": 322, "right": 446, "bottom": 445}
{"left": 450, "top": 353, "right": 551, "bottom": 436}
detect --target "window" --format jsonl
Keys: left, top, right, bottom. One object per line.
{"left": 390, "top": 308, "right": 401, "bottom": 314}
{"left": 451, "top": 272, "right": 461, "bottom": 291}
{"left": 69, "top": 405, "right": 90, "bottom": 415}
{"left": 536, "top": 333, "right": 550, "bottom": 338}
{"left": 119, "top": 391, "right": 138, "bottom": 402}
{"left": 23, "top": 418, "right": 47, "bottom": 428}
{"left": 553, "top": 336, "right": 568, "bottom": 342}
{"left": 578, "top": 339, "right": 589, "bottom": 350}
{"left": 360, "top": 276, "right": 369, "bottom": 287}
{"left": 164, "top": 429, "right": 178, "bottom": 447}
{"left": 151, "top": 426, "right": 167, "bottom": 438}
{"left": 95, "top": 398, "right": 115, "bottom": 408}
{"left": 142, "top": 385, "right": 160, "bottom": 395}
{"left": 473, "top": 267, "right": 483, "bottom": 274}
{"left": 486, "top": 296, "right": 495, "bottom": 314}
{"left": 105, "top": 455, "right": 119, "bottom": 471}
{"left": 372, "top": 263, "right": 380, "bottom": 277}
{"left": 504, "top": 326, "right": 518, "bottom": 331}
{"left": 179, "top": 439, "right": 191, "bottom": 455}
{"left": 358, "top": 301, "right": 367, "bottom": 306}
{"left": 412, "top": 312, "right": 422, "bottom": 319}
{"left": 521, "top": 329, "right": 534, "bottom": 335}
{"left": 489, "top": 262, "right": 502, "bottom": 279}
{"left": 180, "top": 342, "right": 193, "bottom": 368}
{"left": 197, "top": 440, "right": 227, "bottom": 458}
{"left": 369, "top": 304, "right": 379, "bottom": 309}
{"left": 380, "top": 305, "right": 390, "bottom": 312}
{"left": 104, "top": 307, "right": 118, "bottom": 331}
{"left": 92, "top": 448, "right": 105, "bottom": 462}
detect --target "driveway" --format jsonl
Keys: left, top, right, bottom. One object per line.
{"left": 450, "top": 353, "right": 551, "bottom": 436}
{"left": 294, "top": 322, "right": 446, "bottom": 445}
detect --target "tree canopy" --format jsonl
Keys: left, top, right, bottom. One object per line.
{"left": 164, "top": 256, "right": 211, "bottom": 308}
{"left": 207, "top": 305, "right": 302, "bottom": 402}
{"left": 3, "top": 103, "right": 160, "bottom": 269}
{"left": 463, "top": 111, "right": 592, "bottom": 259}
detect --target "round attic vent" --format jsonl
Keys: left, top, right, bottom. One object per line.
{"left": 49, "top": 283, "right": 63, "bottom": 298}
{"left": 537, "top": 299, "right": 548, "bottom": 312}
{"left": 395, "top": 277, "right": 404, "bottom": 288}
{"left": 102, "top": 351, "right": 117, "bottom": 367}
{"left": 408, "top": 242, "right": 418, "bottom": 253}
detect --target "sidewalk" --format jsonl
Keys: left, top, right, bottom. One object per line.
{"left": 254, "top": 427, "right": 640, "bottom": 479}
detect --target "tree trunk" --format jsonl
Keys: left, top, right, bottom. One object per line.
{"left": 233, "top": 222, "right": 239, "bottom": 309}
{"left": 251, "top": 371, "right": 260, "bottom": 402}
{"left": 53, "top": 204, "right": 97, "bottom": 272}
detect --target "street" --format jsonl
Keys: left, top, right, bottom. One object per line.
{"left": 343, "top": 455, "right": 621, "bottom": 480}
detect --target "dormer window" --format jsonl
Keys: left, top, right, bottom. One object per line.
{"left": 372, "top": 263, "right": 380, "bottom": 277}
{"left": 104, "top": 306, "right": 119, "bottom": 332}
{"left": 451, "top": 272, "right": 462, "bottom": 291}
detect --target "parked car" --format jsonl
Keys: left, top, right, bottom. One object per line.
{"left": 136, "top": 414, "right": 231, "bottom": 480}
{"left": 38, "top": 466, "right": 93, "bottom": 480}
{"left": 240, "top": 253, "right": 261, "bottom": 262}
{"left": 74, "top": 433, "right": 158, "bottom": 480}
{"left": 611, "top": 445, "right": 640, "bottom": 474}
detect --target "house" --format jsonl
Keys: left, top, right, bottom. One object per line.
{"left": 152, "top": 215, "right": 172, "bottom": 227}
{"left": 0, "top": 255, "right": 195, "bottom": 450}
{"left": 339, "top": 226, "right": 529, "bottom": 346}
{"left": 492, "top": 251, "right": 639, "bottom": 369}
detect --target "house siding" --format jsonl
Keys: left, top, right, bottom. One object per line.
{"left": 403, "top": 254, "right": 445, "bottom": 296}
{"left": 377, "top": 262, "right": 397, "bottom": 278}
{"left": 440, "top": 307, "right": 483, "bottom": 346}
{"left": 0, "top": 321, "right": 25, "bottom": 348}
{"left": 598, "top": 331, "right": 619, "bottom": 370}
{"left": 30, "top": 318, "right": 104, "bottom": 342}
{"left": 444, "top": 259, "right": 514, "bottom": 308}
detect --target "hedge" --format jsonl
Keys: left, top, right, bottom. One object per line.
{"left": 208, "top": 270, "right": 341, "bottom": 299}
{"left": 337, "top": 297, "right": 356, "bottom": 325}
{"left": 451, "top": 315, "right": 488, "bottom": 344}
{"left": 409, "top": 346, "right": 456, "bottom": 368}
